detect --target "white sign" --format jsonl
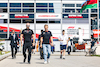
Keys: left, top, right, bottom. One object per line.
{"left": 36, "top": 14, "right": 61, "bottom": 19}
{"left": 0, "top": 13, "right": 8, "bottom": 19}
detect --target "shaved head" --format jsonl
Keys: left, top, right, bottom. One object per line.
{"left": 26, "top": 23, "right": 30, "bottom": 29}
{"left": 26, "top": 23, "right": 30, "bottom": 26}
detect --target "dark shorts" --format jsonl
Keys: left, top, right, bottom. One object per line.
{"left": 60, "top": 45, "right": 67, "bottom": 50}
{"left": 31, "top": 46, "right": 35, "bottom": 49}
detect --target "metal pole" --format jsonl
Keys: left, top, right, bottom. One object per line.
{"left": 34, "top": 0, "right": 36, "bottom": 40}
{"left": 98, "top": 0, "right": 99, "bottom": 41}
{"left": 89, "top": 9, "right": 91, "bottom": 39}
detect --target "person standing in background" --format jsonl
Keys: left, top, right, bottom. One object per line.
{"left": 37, "top": 30, "right": 44, "bottom": 59}
{"left": 58, "top": 30, "right": 68, "bottom": 59}
{"left": 67, "top": 37, "right": 72, "bottom": 55}
{"left": 9, "top": 30, "right": 19, "bottom": 59}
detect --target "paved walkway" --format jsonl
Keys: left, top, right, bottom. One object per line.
{"left": 0, "top": 53, "right": 100, "bottom": 67}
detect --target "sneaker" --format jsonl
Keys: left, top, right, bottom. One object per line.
{"left": 63, "top": 56, "right": 65, "bottom": 59}
{"left": 12, "top": 57, "right": 14, "bottom": 59}
{"left": 60, "top": 55, "right": 62, "bottom": 59}
{"left": 14, "top": 55, "right": 16, "bottom": 59}
{"left": 47, "top": 59, "right": 50, "bottom": 63}
{"left": 28, "top": 62, "right": 31, "bottom": 64}
{"left": 44, "top": 61, "right": 47, "bottom": 64}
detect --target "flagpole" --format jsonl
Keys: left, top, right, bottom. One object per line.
{"left": 89, "top": 9, "right": 91, "bottom": 39}
{"left": 98, "top": 0, "right": 99, "bottom": 41}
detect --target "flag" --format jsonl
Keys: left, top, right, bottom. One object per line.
{"left": 80, "top": 0, "right": 97, "bottom": 13}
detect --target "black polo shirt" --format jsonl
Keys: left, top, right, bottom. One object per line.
{"left": 21, "top": 29, "right": 34, "bottom": 44}
{"left": 41, "top": 31, "right": 52, "bottom": 44}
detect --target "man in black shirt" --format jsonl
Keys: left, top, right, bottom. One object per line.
{"left": 37, "top": 30, "right": 44, "bottom": 59}
{"left": 20, "top": 23, "right": 35, "bottom": 64}
{"left": 40, "top": 24, "right": 53, "bottom": 64}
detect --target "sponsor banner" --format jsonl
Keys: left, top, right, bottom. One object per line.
{"left": 93, "top": 29, "right": 100, "bottom": 38}
{"left": 64, "top": 24, "right": 89, "bottom": 39}
{"left": 0, "top": 13, "right": 8, "bottom": 19}
{"left": 36, "top": 14, "right": 61, "bottom": 19}
{"left": 64, "top": 14, "right": 83, "bottom": 18}
{"left": 15, "top": 14, "right": 29, "bottom": 18}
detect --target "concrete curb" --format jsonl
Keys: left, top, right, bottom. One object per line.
{"left": 0, "top": 52, "right": 11, "bottom": 61}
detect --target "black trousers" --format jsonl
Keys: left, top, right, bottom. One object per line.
{"left": 23, "top": 44, "right": 32, "bottom": 62}
{"left": 11, "top": 44, "right": 17, "bottom": 58}
{"left": 67, "top": 46, "right": 71, "bottom": 55}
{"left": 40, "top": 47, "right": 44, "bottom": 58}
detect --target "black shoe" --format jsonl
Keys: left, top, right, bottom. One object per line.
{"left": 23, "top": 58, "right": 26, "bottom": 63}
{"left": 40, "top": 57, "right": 43, "bottom": 59}
{"left": 60, "top": 55, "right": 62, "bottom": 59}
{"left": 28, "top": 62, "right": 31, "bottom": 64}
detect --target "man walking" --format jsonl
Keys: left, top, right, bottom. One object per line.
{"left": 40, "top": 24, "right": 53, "bottom": 64}
{"left": 58, "top": 30, "right": 68, "bottom": 59}
{"left": 37, "top": 30, "right": 44, "bottom": 59}
{"left": 20, "top": 23, "right": 35, "bottom": 64}
{"left": 9, "top": 30, "right": 19, "bottom": 59}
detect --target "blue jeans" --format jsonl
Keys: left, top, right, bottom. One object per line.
{"left": 43, "top": 44, "right": 51, "bottom": 61}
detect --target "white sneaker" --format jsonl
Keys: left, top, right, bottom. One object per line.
{"left": 44, "top": 61, "right": 47, "bottom": 64}
{"left": 63, "top": 56, "right": 65, "bottom": 59}
{"left": 47, "top": 59, "right": 50, "bottom": 63}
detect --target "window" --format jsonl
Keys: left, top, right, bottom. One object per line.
{"left": 0, "top": 9, "right": 7, "bottom": 12}
{"left": 0, "top": 19, "right": 7, "bottom": 23}
{"left": 28, "top": 14, "right": 34, "bottom": 18}
{"left": 76, "top": 4, "right": 81, "bottom": 7}
{"left": 36, "top": 3, "right": 48, "bottom": 7}
{"left": 10, "top": 3, "right": 21, "bottom": 7}
{"left": 10, "top": 19, "right": 21, "bottom": 23}
{"left": 36, "top": 9, "right": 48, "bottom": 13}
{"left": 23, "top": 9, "right": 34, "bottom": 12}
{"left": 63, "top": 4, "right": 75, "bottom": 7}
{"left": 49, "top": 19, "right": 60, "bottom": 23}
{"left": 36, "top": 19, "right": 48, "bottom": 23}
{"left": 23, "top": 19, "right": 34, "bottom": 23}
{"left": 63, "top": 9, "right": 75, "bottom": 13}
{"left": 99, "top": 9, "right": 100, "bottom": 19}
{"left": 0, "top": 3, "right": 7, "bottom": 7}
{"left": 91, "top": 9, "right": 97, "bottom": 13}
{"left": 76, "top": 9, "right": 88, "bottom": 13}
{"left": 10, "top": 14, "right": 15, "bottom": 18}
{"left": 10, "top": 9, "right": 21, "bottom": 12}
{"left": 23, "top": 3, "right": 34, "bottom": 7}
{"left": 82, "top": 14, "right": 88, "bottom": 18}
{"left": 49, "top": 8, "right": 61, "bottom": 13}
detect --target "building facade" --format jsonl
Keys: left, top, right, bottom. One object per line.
{"left": 0, "top": 0, "right": 99, "bottom": 41}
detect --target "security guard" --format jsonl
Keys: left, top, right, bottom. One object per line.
{"left": 20, "top": 23, "right": 35, "bottom": 64}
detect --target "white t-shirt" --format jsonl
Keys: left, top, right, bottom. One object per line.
{"left": 58, "top": 34, "right": 68, "bottom": 45}
{"left": 68, "top": 41, "right": 71, "bottom": 46}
